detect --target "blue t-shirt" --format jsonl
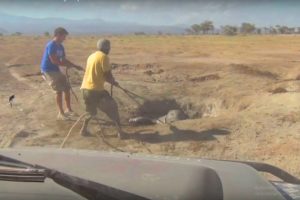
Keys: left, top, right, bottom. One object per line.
{"left": 40, "top": 40, "right": 65, "bottom": 73}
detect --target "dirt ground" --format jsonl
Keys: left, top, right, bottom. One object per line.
{"left": 1, "top": 35, "right": 300, "bottom": 177}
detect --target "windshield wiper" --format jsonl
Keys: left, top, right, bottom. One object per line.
{"left": 0, "top": 166, "right": 45, "bottom": 182}
{"left": 0, "top": 155, "right": 46, "bottom": 182}
{"left": 0, "top": 154, "right": 148, "bottom": 200}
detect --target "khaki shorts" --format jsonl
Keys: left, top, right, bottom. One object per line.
{"left": 82, "top": 89, "right": 120, "bottom": 124}
{"left": 44, "top": 71, "right": 70, "bottom": 92}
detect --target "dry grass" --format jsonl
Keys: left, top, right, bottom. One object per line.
{"left": 2, "top": 35, "right": 300, "bottom": 177}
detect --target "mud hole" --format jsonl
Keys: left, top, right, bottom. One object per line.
{"left": 135, "top": 99, "right": 183, "bottom": 119}
{"left": 144, "top": 69, "right": 164, "bottom": 76}
{"left": 188, "top": 74, "right": 220, "bottom": 83}
{"left": 111, "top": 63, "right": 133, "bottom": 70}
{"left": 269, "top": 87, "right": 288, "bottom": 94}
{"left": 112, "top": 62, "right": 160, "bottom": 70}
{"left": 231, "top": 64, "right": 279, "bottom": 80}
{"left": 129, "top": 96, "right": 245, "bottom": 121}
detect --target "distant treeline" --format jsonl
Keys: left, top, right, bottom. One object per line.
{"left": 2, "top": 20, "right": 300, "bottom": 36}
{"left": 185, "top": 20, "right": 300, "bottom": 36}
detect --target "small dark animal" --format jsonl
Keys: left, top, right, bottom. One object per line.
{"left": 9, "top": 95, "right": 15, "bottom": 108}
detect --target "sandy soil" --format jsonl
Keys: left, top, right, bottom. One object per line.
{"left": 1, "top": 35, "right": 300, "bottom": 177}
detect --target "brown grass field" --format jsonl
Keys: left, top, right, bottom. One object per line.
{"left": 1, "top": 35, "right": 300, "bottom": 177}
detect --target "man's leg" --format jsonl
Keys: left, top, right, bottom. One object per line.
{"left": 56, "top": 91, "right": 64, "bottom": 114}
{"left": 98, "top": 93, "right": 127, "bottom": 139}
{"left": 64, "top": 89, "right": 73, "bottom": 112}
{"left": 80, "top": 89, "right": 97, "bottom": 136}
{"left": 44, "top": 71, "right": 69, "bottom": 120}
{"left": 80, "top": 114, "right": 92, "bottom": 136}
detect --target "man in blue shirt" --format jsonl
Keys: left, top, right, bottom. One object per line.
{"left": 41, "top": 27, "right": 83, "bottom": 120}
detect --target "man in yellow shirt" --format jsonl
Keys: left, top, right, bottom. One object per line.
{"left": 80, "top": 39, "right": 126, "bottom": 139}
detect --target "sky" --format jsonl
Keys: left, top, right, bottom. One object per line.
{"left": 0, "top": 0, "right": 300, "bottom": 27}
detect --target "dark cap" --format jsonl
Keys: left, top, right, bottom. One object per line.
{"left": 54, "top": 27, "right": 69, "bottom": 36}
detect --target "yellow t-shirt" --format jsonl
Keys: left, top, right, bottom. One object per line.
{"left": 81, "top": 51, "right": 111, "bottom": 91}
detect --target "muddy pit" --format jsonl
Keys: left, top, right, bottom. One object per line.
{"left": 127, "top": 96, "right": 243, "bottom": 125}
{"left": 135, "top": 99, "right": 183, "bottom": 119}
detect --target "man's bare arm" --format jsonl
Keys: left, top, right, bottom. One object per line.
{"left": 49, "top": 54, "right": 83, "bottom": 71}
{"left": 62, "top": 58, "right": 79, "bottom": 69}
{"left": 104, "top": 71, "right": 119, "bottom": 86}
{"left": 49, "top": 54, "right": 62, "bottom": 66}
{"left": 62, "top": 58, "right": 84, "bottom": 71}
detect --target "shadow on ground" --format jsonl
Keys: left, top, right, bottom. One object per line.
{"left": 128, "top": 125, "right": 230, "bottom": 143}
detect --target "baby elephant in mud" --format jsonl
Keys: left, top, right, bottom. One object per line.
{"left": 129, "top": 109, "right": 188, "bottom": 126}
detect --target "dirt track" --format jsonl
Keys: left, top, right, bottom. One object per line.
{"left": 1, "top": 35, "right": 300, "bottom": 177}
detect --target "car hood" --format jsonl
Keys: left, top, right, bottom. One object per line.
{"left": 0, "top": 148, "right": 286, "bottom": 200}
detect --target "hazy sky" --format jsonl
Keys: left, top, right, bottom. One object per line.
{"left": 0, "top": 0, "right": 300, "bottom": 26}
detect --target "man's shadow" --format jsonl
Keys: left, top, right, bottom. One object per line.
{"left": 128, "top": 125, "right": 230, "bottom": 143}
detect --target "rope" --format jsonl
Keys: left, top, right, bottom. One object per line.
{"left": 137, "top": 140, "right": 153, "bottom": 154}
{"left": 117, "top": 85, "right": 145, "bottom": 100}
{"left": 94, "top": 118, "right": 127, "bottom": 153}
{"left": 65, "top": 67, "right": 80, "bottom": 104}
{"left": 107, "top": 85, "right": 153, "bottom": 154}
{"left": 110, "top": 84, "right": 113, "bottom": 97}
{"left": 116, "top": 85, "right": 165, "bottom": 125}
{"left": 42, "top": 67, "right": 80, "bottom": 105}
{"left": 59, "top": 81, "right": 154, "bottom": 153}
{"left": 115, "top": 85, "right": 143, "bottom": 106}
{"left": 60, "top": 113, "right": 128, "bottom": 152}
{"left": 95, "top": 118, "right": 152, "bottom": 154}
{"left": 60, "top": 113, "right": 87, "bottom": 148}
